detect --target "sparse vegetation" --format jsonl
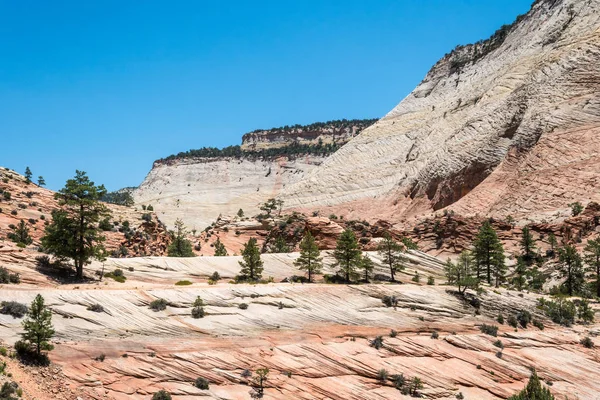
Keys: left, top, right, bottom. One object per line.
{"left": 194, "top": 377, "right": 210, "bottom": 390}
{"left": 152, "top": 390, "right": 172, "bottom": 400}
{"left": 479, "top": 324, "right": 498, "bottom": 337}
{"left": 149, "top": 299, "right": 168, "bottom": 311}
{"left": 0, "top": 301, "right": 28, "bottom": 318}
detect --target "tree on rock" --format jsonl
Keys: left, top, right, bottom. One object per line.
{"left": 359, "top": 253, "right": 375, "bottom": 282}
{"left": 333, "top": 229, "right": 361, "bottom": 282}
{"left": 167, "top": 218, "right": 195, "bottom": 257}
{"left": 24, "top": 166, "right": 32, "bottom": 183}
{"left": 507, "top": 369, "right": 554, "bottom": 400}
{"left": 41, "top": 170, "right": 109, "bottom": 280}
{"left": 21, "top": 294, "right": 54, "bottom": 358}
{"left": 152, "top": 390, "right": 172, "bottom": 400}
{"left": 473, "top": 220, "right": 505, "bottom": 285}
{"left": 444, "top": 250, "right": 478, "bottom": 294}
{"left": 558, "top": 244, "right": 584, "bottom": 296}
{"left": 8, "top": 220, "right": 33, "bottom": 246}
{"left": 520, "top": 226, "right": 536, "bottom": 266}
{"left": 239, "top": 237, "right": 263, "bottom": 281}
{"left": 584, "top": 239, "right": 600, "bottom": 297}
{"left": 260, "top": 198, "right": 277, "bottom": 217}
{"left": 37, "top": 176, "right": 46, "bottom": 187}
{"left": 214, "top": 238, "right": 228, "bottom": 256}
{"left": 377, "top": 232, "right": 405, "bottom": 282}
{"left": 294, "top": 231, "right": 322, "bottom": 282}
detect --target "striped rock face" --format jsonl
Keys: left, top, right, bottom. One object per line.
{"left": 281, "top": 0, "right": 600, "bottom": 226}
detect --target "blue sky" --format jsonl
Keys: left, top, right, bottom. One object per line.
{"left": 0, "top": 0, "right": 532, "bottom": 191}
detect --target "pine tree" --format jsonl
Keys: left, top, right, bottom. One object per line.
{"left": 167, "top": 219, "right": 195, "bottom": 257}
{"left": 260, "top": 198, "right": 277, "bottom": 217}
{"left": 8, "top": 219, "right": 33, "bottom": 246}
{"left": 444, "top": 250, "right": 478, "bottom": 294}
{"left": 294, "top": 232, "right": 322, "bottom": 282}
{"left": 239, "top": 237, "right": 263, "bottom": 281}
{"left": 507, "top": 370, "right": 554, "bottom": 400}
{"left": 377, "top": 232, "right": 405, "bottom": 281}
{"left": 24, "top": 166, "right": 32, "bottom": 183}
{"left": 333, "top": 229, "right": 361, "bottom": 282}
{"left": 557, "top": 244, "right": 584, "bottom": 296}
{"left": 520, "top": 226, "right": 536, "bottom": 265}
{"left": 512, "top": 257, "right": 527, "bottom": 291}
{"left": 273, "top": 236, "right": 290, "bottom": 253}
{"left": 472, "top": 220, "right": 505, "bottom": 285}
{"left": 37, "top": 176, "right": 46, "bottom": 187}
{"left": 21, "top": 294, "right": 54, "bottom": 357}
{"left": 214, "top": 238, "right": 228, "bottom": 256}
{"left": 547, "top": 233, "right": 558, "bottom": 256}
{"left": 492, "top": 240, "right": 507, "bottom": 288}
{"left": 41, "top": 171, "right": 109, "bottom": 280}
{"left": 584, "top": 239, "right": 600, "bottom": 297}
{"left": 359, "top": 253, "right": 375, "bottom": 282}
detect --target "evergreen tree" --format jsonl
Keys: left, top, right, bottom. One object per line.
{"left": 557, "top": 244, "right": 585, "bottom": 296}
{"left": 167, "top": 219, "right": 195, "bottom": 257}
{"left": 507, "top": 370, "right": 554, "bottom": 400}
{"left": 260, "top": 198, "right": 277, "bottom": 217}
{"left": 377, "top": 232, "right": 405, "bottom": 281}
{"left": 492, "top": 241, "right": 507, "bottom": 288}
{"left": 512, "top": 257, "right": 527, "bottom": 291}
{"left": 472, "top": 220, "right": 505, "bottom": 285}
{"left": 584, "top": 239, "right": 600, "bottom": 297}
{"left": 239, "top": 238, "right": 263, "bottom": 281}
{"left": 294, "top": 232, "right": 322, "bottom": 282}
{"left": 24, "top": 166, "right": 32, "bottom": 183}
{"left": 332, "top": 229, "right": 361, "bottom": 282}
{"left": 41, "top": 171, "right": 109, "bottom": 280}
{"left": 547, "top": 233, "right": 558, "bottom": 256}
{"left": 37, "top": 176, "right": 46, "bottom": 187}
{"left": 273, "top": 236, "right": 290, "bottom": 253}
{"left": 359, "top": 253, "right": 375, "bottom": 282}
{"left": 8, "top": 220, "right": 33, "bottom": 246}
{"left": 213, "top": 238, "right": 228, "bottom": 256}
{"left": 21, "top": 294, "right": 54, "bottom": 357}
{"left": 444, "top": 250, "right": 478, "bottom": 294}
{"left": 520, "top": 226, "right": 536, "bottom": 265}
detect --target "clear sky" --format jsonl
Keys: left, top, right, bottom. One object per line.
{"left": 0, "top": 0, "right": 532, "bottom": 191}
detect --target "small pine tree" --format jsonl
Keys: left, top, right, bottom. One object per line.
{"left": 584, "top": 239, "right": 600, "bottom": 297}
{"left": 445, "top": 250, "right": 478, "bottom": 294}
{"left": 557, "top": 244, "right": 584, "bottom": 296}
{"left": 8, "top": 220, "right": 33, "bottom": 246}
{"left": 294, "top": 232, "right": 322, "bottom": 282}
{"left": 213, "top": 238, "right": 228, "bottom": 256}
{"left": 167, "top": 219, "right": 195, "bottom": 257}
{"left": 333, "top": 229, "right": 361, "bottom": 282}
{"left": 37, "top": 176, "right": 46, "bottom": 187}
{"left": 377, "top": 232, "right": 405, "bottom": 281}
{"left": 473, "top": 220, "right": 505, "bottom": 285}
{"left": 260, "top": 198, "right": 277, "bottom": 217}
{"left": 21, "top": 294, "right": 55, "bottom": 357}
{"left": 520, "top": 226, "right": 536, "bottom": 265}
{"left": 239, "top": 238, "right": 264, "bottom": 281}
{"left": 507, "top": 369, "right": 554, "bottom": 400}
{"left": 24, "top": 167, "right": 32, "bottom": 183}
{"left": 568, "top": 202, "right": 584, "bottom": 216}
{"left": 273, "top": 236, "right": 290, "bottom": 253}
{"left": 359, "top": 253, "right": 375, "bottom": 282}
{"left": 547, "top": 233, "right": 557, "bottom": 255}
{"left": 512, "top": 257, "right": 527, "bottom": 291}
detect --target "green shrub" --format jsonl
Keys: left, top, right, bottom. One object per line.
{"left": 87, "top": 304, "right": 104, "bottom": 313}
{"left": 533, "top": 319, "right": 544, "bottom": 330}
{"left": 479, "top": 324, "right": 498, "bottom": 337}
{"left": 0, "top": 301, "right": 28, "bottom": 318}
{"left": 149, "top": 299, "right": 168, "bottom": 311}
{"left": 517, "top": 310, "right": 532, "bottom": 328}
{"left": 580, "top": 336, "right": 594, "bottom": 348}
{"left": 192, "top": 306, "right": 205, "bottom": 319}
{"left": 539, "top": 297, "right": 576, "bottom": 326}
{"left": 194, "top": 377, "right": 209, "bottom": 390}
{"left": 497, "top": 314, "right": 504, "bottom": 324}
{"left": 427, "top": 276, "right": 435, "bottom": 285}
{"left": 152, "top": 390, "right": 172, "bottom": 400}
{"left": 493, "top": 340, "right": 504, "bottom": 349}
{"left": 370, "top": 336, "right": 384, "bottom": 350}
{"left": 0, "top": 347, "right": 7, "bottom": 356}
{"left": 382, "top": 295, "right": 398, "bottom": 308}
{"left": 238, "top": 303, "right": 248, "bottom": 310}
{"left": 431, "top": 331, "right": 439, "bottom": 339}
{"left": 507, "top": 315, "right": 518, "bottom": 328}
{"left": 390, "top": 329, "right": 398, "bottom": 338}
{"left": 175, "top": 280, "right": 192, "bottom": 286}
{"left": 377, "top": 368, "right": 389, "bottom": 382}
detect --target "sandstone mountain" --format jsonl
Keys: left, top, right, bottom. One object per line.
{"left": 281, "top": 0, "right": 600, "bottom": 226}
{"left": 134, "top": 119, "right": 376, "bottom": 229}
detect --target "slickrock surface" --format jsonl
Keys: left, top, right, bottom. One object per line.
{"left": 1, "top": 253, "right": 598, "bottom": 400}
{"left": 134, "top": 156, "right": 324, "bottom": 230}
{"left": 281, "top": 0, "right": 600, "bottom": 224}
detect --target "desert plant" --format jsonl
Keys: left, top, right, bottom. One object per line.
{"left": 370, "top": 335, "right": 384, "bottom": 350}
{"left": 149, "top": 298, "right": 168, "bottom": 311}
{"left": 0, "top": 301, "right": 28, "bottom": 318}
{"left": 507, "top": 315, "right": 518, "bottom": 328}
{"left": 580, "top": 336, "right": 594, "bottom": 348}
{"left": 479, "top": 324, "right": 498, "bottom": 337}
{"left": 431, "top": 331, "right": 439, "bottom": 339}
{"left": 377, "top": 368, "right": 389, "bottom": 382}
{"left": 194, "top": 377, "right": 210, "bottom": 390}
{"left": 86, "top": 304, "right": 104, "bottom": 313}
{"left": 152, "top": 390, "right": 172, "bottom": 400}
{"left": 238, "top": 303, "right": 249, "bottom": 310}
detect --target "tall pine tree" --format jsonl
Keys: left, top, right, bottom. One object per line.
{"left": 520, "top": 226, "right": 536, "bottom": 265}
{"left": 213, "top": 238, "right": 228, "bottom": 256}
{"left": 558, "top": 244, "right": 584, "bottom": 296}
{"left": 359, "top": 253, "right": 375, "bottom": 282}
{"left": 239, "top": 237, "right": 264, "bottom": 281}
{"left": 294, "top": 232, "right": 322, "bottom": 282}
{"left": 333, "top": 229, "right": 361, "bottom": 282}
{"left": 445, "top": 250, "right": 478, "bottom": 294}
{"left": 167, "top": 219, "right": 195, "bottom": 257}
{"left": 472, "top": 220, "right": 505, "bottom": 285}
{"left": 377, "top": 232, "right": 405, "bottom": 282}
{"left": 584, "top": 239, "right": 600, "bottom": 297}
{"left": 41, "top": 171, "right": 109, "bottom": 280}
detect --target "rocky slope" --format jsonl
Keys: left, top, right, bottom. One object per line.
{"left": 1, "top": 254, "right": 598, "bottom": 400}
{"left": 281, "top": 0, "right": 600, "bottom": 226}
{"left": 134, "top": 120, "right": 376, "bottom": 230}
